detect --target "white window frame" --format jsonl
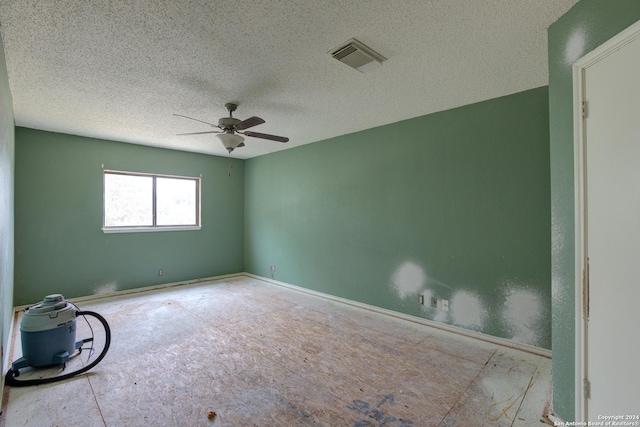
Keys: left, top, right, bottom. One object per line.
{"left": 102, "top": 170, "right": 201, "bottom": 234}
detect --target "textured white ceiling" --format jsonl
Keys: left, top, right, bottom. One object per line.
{"left": 0, "top": 0, "right": 578, "bottom": 159}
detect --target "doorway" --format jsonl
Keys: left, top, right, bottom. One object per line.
{"left": 574, "top": 20, "right": 640, "bottom": 421}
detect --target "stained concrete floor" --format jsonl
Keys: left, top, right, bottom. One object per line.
{"left": 2, "top": 276, "right": 552, "bottom": 426}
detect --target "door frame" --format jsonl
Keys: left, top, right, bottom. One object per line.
{"left": 572, "top": 19, "right": 640, "bottom": 422}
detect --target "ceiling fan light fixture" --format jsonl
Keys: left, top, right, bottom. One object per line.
{"left": 216, "top": 133, "right": 245, "bottom": 152}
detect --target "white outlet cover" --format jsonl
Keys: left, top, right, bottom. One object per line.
{"left": 442, "top": 299, "right": 449, "bottom": 311}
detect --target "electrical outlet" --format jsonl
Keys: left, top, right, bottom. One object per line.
{"left": 158, "top": 269, "right": 163, "bottom": 276}
{"left": 442, "top": 299, "right": 449, "bottom": 311}
{"left": 431, "top": 297, "right": 438, "bottom": 308}
{"left": 418, "top": 295, "right": 424, "bottom": 305}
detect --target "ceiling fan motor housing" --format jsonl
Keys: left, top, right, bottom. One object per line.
{"left": 218, "top": 117, "right": 240, "bottom": 130}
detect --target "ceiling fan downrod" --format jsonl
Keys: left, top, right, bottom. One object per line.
{"left": 225, "top": 103, "right": 237, "bottom": 117}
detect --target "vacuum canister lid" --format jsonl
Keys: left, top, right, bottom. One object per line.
{"left": 20, "top": 294, "right": 77, "bottom": 332}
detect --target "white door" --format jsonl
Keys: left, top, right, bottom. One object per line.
{"left": 583, "top": 27, "right": 640, "bottom": 419}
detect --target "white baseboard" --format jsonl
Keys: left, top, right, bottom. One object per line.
{"left": 11, "top": 272, "right": 243, "bottom": 312}
{"left": 9, "top": 272, "right": 552, "bottom": 359}
{"left": 547, "top": 411, "right": 564, "bottom": 426}
{"left": 1, "top": 306, "right": 18, "bottom": 414}
{"left": 245, "top": 273, "right": 552, "bottom": 358}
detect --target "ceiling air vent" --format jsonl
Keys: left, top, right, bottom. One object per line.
{"left": 329, "top": 39, "right": 386, "bottom": 73}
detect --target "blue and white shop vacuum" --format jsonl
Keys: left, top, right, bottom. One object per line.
{"left": 4, "top": 294, "right": 111, "bottom": 387}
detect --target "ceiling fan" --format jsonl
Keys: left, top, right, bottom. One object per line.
{"left": 174, "top": 103, "right": 289, "bottom": 153}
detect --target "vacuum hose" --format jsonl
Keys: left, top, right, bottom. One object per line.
{"left": 4, "top": 310, "right": 111, "bottom": 387}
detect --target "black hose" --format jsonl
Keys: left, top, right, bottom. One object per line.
{"left": 4, "top": 310, "right": 111, "bottom": 387}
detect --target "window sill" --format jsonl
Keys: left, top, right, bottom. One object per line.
{"left": 102, "top": 226, "right": 201, "bottom": 234}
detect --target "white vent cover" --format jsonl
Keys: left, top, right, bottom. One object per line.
{"left": 329, "top": 39, "right": 386, "bottom": 73}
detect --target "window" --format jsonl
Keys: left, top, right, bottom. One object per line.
{"left": 103, "top": 170, "right": 200, "bottom": 233}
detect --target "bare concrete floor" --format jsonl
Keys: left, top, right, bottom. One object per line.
{"left": 2, "top": 276, "right": 552, "bottom": 426}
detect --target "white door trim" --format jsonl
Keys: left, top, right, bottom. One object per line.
{"left": 572, "top": 18, "right": 640, "bottom": 422}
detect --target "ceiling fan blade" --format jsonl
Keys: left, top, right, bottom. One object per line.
{"left": 176, "top": 131, "right": 221, "bottom": 136}
{"left": 173, "top": 114, "right": 218, "bottom": 127}
{"left": 243, "top": 131, "right": 289, "bottom": 143}
{"left": 234, "top": 116, "right": 265, "bottom": 131}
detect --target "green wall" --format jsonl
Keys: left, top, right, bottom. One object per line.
{"left": 245, "top": 87, "right": 551, "bottom": 349}
{"left": 14, "top": 128, "right": 244, "bottom": 305}
{"left": 548, "top": 1, "right": 640, "bottom": 421}
{"left": 0, "top": 28, "right": 15, "bottom": 385}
